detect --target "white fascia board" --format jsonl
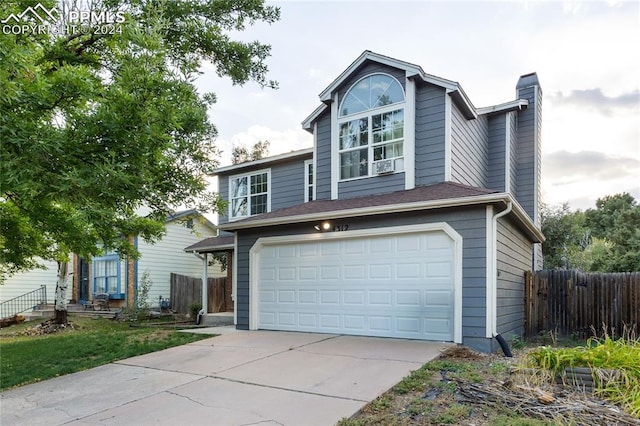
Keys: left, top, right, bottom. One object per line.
{"left": 319, "top": 51, "right": 423, "bottom": 102}
{"left": 447, "top": 88, "right": 477, "bottom": 120}
{"left": 185, "top": 244, "right": 234, "bottom": 253}
{"left": 213, "top": 148, "right": 314, "bottom": 175}
{"left": 477, "top": 99, "right": 529, "bottom": 115}
{"left": 301, "top": 104, "right": 328, "bottom": 131}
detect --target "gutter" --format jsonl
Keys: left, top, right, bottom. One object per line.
{"left": 219, "top": 193, "right": 544, "bottom": 243}
{"left": 487, "top": 201, "right": 513, "bottom": 339}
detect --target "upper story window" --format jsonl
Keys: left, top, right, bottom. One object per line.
{"left": 338, "top": 74, "right": 405, "bottom": 180}
{"left": 229, "top": 169, "right": 270, "bottom": 220}
{"left": 304, "top": 159, "right": 313, "bottom": 202}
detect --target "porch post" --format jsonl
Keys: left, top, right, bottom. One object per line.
{"left": 202, "top": 253, "right": 208, "bottom": 315}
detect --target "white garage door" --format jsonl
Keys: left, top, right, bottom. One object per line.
{"left": 256, "top": 230, "right": 456, "bottom": 341}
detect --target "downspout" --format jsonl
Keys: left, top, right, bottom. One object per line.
{"left": 190, "top": 251, "right": 208, "bottom": 323}
{"left": 491, "top": 200, "right": 513, "bottom": 356}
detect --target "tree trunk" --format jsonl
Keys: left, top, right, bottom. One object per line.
{"left": 54, "top": 260, "right": 70, "bottom": 325}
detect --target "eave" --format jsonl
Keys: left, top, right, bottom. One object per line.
{"left": 218, "top": 193, "right": 544, "bottom": 243}
{"left": 477, "top": 99, "right": 529, "bottom": 115}
{"left": 213, "top": 148, "right": 314, "bottom": 175}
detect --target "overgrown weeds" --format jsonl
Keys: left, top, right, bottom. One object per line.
{"left": 526, "top": 326, "right": 640, "bottom": 417}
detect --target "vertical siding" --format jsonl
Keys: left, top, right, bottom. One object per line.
{"left": 271, "top": 160, "right": 306, "bottom": 209}
{"left": 415, "top": 84, "right": 446, "bottom": 185}
{"left": 235, "top": 207, "right": 491, "bottom": 352}
{"left": 338, "top": 173, "right": 405, "bottom": 198}
{"left": 314, "top": 111, "right": 332, "bottom": 200}
{"left": 0, "top": 259, "right": 64, "bottom": 304}
{"left": 487, "top": 114, "right": 506, "bottom": 191}
{"left": 496, "top": 217, "right": 533, "bottom": 338}
{"left": 137, "top": 220, "right": 224, "bottom": 307}
{"left": 450, "top": 102, "right": 489, "bottom": 187}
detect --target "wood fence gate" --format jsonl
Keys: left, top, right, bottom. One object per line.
{"left": 524, "top": 270, "right": 640, "bottom": 337}
{"left": 170, "top": 273, "right": 232, "bottom": 315}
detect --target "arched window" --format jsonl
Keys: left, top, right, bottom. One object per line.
{"left": 338, "top": 74, "right": 405, "bottom": 180}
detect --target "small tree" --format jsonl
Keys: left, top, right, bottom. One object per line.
{"left": 231, "top": 140, "right": 270, "bottom": 164}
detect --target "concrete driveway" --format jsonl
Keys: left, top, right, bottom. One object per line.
{"left": 1, "top": 327, "right": 449, "bottom": 426}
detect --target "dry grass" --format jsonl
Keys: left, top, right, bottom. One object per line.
{"left": 338, "top": 344, "right": 640, "bottom": 426}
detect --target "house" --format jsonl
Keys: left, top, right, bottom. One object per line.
{"left": 188, "top": 51, "right": 544, "bottom": 353}
{"left": 0, "top": 209, "right": 223, "bottom": 312}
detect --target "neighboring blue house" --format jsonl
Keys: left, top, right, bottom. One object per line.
{"left": 188, "top": 51, "right": 544, "bottom": 352}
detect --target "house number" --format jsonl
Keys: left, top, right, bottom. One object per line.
{"left": 333, "top": 224, "right": 349, "bottom": 232}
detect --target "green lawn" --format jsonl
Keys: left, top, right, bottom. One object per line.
{"left": 0, "top": 315, "right": 211, "bottom": 390}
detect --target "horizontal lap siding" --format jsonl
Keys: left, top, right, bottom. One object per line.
{"left": 510, "top": 112, "right": 518, "bottom": 197}
{"left": 0, "top": 259, "right": 61, "bottom": 304}
{"left": 487, "top": 114, "right": 506, "bottom": 192}
{"left": 218, "top": 178, "right": 229, "bottom": 224}
{"left": 338, "top": 173, "right": 405, "bottom": 198}
{"left": 235, "top": 207, "right": 489, "bottom": 351}
{"left": 315, "top": 111, "right": 332, "bottom": 200}
{"left": 496, "top": 217, "right": 532, "bottom": 338}
{"left": 415, "top": 84, "right": 446, "bottom": 185}
{"left": 271, "top": 160, "right": 307, "bottom": 209}
{"left": 137, "top": 221, "right": 222, "bottom": 307}
{"left": 515, "top": 84, "right": 542, "bottom": 224}
{"left": 451, "top": 102, "right": 488, "bottom": 188}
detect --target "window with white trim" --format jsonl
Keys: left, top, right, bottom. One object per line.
{"left": 338, "top": 74, "right": 405, "bottom": 180}
{"left": 304, "top": 159, "right": 313, "bottom": 202}
{"left": 229, "top": 169, "right": 270, "bottom": 220}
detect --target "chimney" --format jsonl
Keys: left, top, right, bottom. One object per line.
{"left": 516, "top": 73, "right": 543, "bottom": 270}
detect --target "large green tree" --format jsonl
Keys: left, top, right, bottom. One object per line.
{"left": 541, "top": 193, "right": 640, "bottom": 272}
{"left": 0, "top": 0, "right": 280, "bottom": 323}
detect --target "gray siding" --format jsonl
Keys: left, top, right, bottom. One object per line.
{"left": 218, "top": 177, "right": 229, "bottom": 224}
{"left": 415, "top": 84, "right": 446, "bottom": 185}
{"left": 271, "top": 160, "right": 306, "bottom": 210}
{"left": 315, "top": 110, "right": 332, "bottom": 200}
{"left": 509, "top": 112, "right": 518, "bottom": 196}
{"left": 338, "top": 172, "right": 405, "bottom": 198}
{"left": 487, "top": 114, "right": 506, "bottom": 192}
{"left": 496, "top": 216, "right": 533, "bottom": 339}
{"left": 234, "top": 207, "right": 493, "bottom": 352}
{"left": 217, "top": 158, "right": 309, "bottom": 224}
{"left": 450, "top": 102, "right": 489, "bottom": 187}
{"left": 515, "top": 82, "right": 542, "bottom": 224}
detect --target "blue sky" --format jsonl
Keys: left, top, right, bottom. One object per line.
{"left": 197, "top": 0, "right": 639, "bottom": 211}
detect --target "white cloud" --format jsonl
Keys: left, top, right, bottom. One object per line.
{"left": 215, "top": 125, "right": 312, "bottom": 167}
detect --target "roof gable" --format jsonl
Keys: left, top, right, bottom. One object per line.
{"left": 303, "top": 51, "right": 477, "bottom": 131}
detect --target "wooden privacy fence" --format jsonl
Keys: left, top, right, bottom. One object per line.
{"left": 170, "top": 273, "right": 232, "bottom": 315}
{"left": 524, "top": 270, "right": 640, "bottom": 337}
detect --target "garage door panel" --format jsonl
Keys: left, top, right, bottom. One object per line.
{"left": 298, "top": 290, "right": 317, "bottom": 304}
{"left": 320, "top": 290, "right": 340, "bottom": 304}
{"left": 257, "top": 231, "right": 456, "bottom": 341}
{"left": 344, "top": 290, "right": 365, "bottom": 305}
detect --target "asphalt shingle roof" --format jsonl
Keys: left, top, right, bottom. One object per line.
{"left": 227, "top": 181, "right": 497, "bottom": 226}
